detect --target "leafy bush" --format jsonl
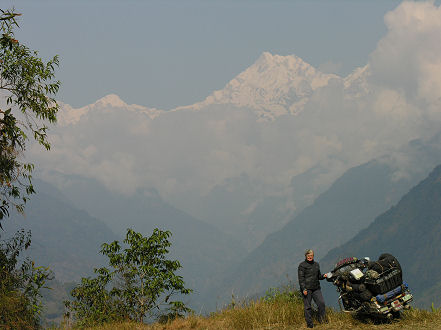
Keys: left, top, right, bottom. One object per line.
{"left": 262, "top": 283, "right": 303, "bottom": 304}
{"left": 0, "top": 230, "right": 53, "bottom": 328}
{"left": 65, "top": 228, "right": 192, "bottom": 327}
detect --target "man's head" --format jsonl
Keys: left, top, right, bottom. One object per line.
{"left": 305, "top": 249, "right": 314, "bottom": 262}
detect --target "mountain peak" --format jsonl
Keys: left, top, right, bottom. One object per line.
{"left": 257, "top": 51, "right": 273, "bottom": 62}
{"left": 58, "top": 93, "right": 164, "bottom": 126}
{"left": 94, "top": 94, "right": 127, "bottom": 108}
{"left": 255, "top": 51, "right": 310, "bottom": 70}
{"left": 175, "top": 52, "right": 340, "bottom": 120}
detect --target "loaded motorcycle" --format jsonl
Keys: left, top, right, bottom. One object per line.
{"left": 325, "top": 255, "right": 413, "bottom": 320}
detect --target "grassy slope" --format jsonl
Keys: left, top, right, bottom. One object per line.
{"left": 74, "top": 290, "right": 441, "bottom": 330}
{"left": 83, "top": 308, "right": 441, "bottom": 330}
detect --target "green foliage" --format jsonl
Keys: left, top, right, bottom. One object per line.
{"left": 0, "top": 229, "right": 53, "bottom": 328}
{"left": 65, "top": 228, "right": 192, "bottom": 327}
{"left": 65, "top": 272, "right": 125, "bottom": 327}
{"left": 262, "top": 282, "right": 302, "bottom": 304}
{"left": 0, "top": 8, "right": 60, "bottom": 222}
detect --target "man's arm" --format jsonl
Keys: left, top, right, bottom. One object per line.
{"left": 298, "top": 263, "right": 306, "bottom": 293}
{"left": 318, "top": 263, "right": 326, "bottom": 280}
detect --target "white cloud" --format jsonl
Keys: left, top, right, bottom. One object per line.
{"left": 369, "top": 1, "right": 441, "bottom": 104}
{"left": 372, "top": 89, "right": 417, "bottom": 119}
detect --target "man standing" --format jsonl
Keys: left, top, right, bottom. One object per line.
{"left": 298, "top": 249, "right": 327, "bottom": 328}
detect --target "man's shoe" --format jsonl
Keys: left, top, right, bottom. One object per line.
{"left": 307, "top": 325, "right": 314, "bottom": 328}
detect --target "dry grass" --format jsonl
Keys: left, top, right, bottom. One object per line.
{"left": 146, "top": 307, "right": 441, "bottom": 330}
{"left": 76, "top": 289, "right": 441, "bottom": 330}
{"left": 79, "top": 306, "right": 441, "bottom": 330}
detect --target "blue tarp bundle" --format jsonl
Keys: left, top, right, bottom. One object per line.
{"left": 376, "top": 282, "right": 408, "bottom": 303}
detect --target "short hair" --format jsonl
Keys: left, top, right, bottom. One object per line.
{"left": 305, "top": 249, "right": 314, "bottom": 257}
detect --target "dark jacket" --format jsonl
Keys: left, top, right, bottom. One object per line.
{"left": 298, "top": 260, "right": 325, "bottom": 292}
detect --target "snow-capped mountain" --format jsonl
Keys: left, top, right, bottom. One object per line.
{"left": 174, "top": 52, "right": 341, "bottom": 120}
{"left": 58, "top": 52, "right": 370, "bottom": 124}
{"left": 344, "top": 65, "right": 371, "bottom": 98}
{"left": 57, "top": 94, "right": 163, "bottom": 126}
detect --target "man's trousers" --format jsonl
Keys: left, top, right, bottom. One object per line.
{"left": 302, "top": 288, "right": 326, "bottom": 327}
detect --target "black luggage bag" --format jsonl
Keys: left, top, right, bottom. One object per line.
{"left": 365, "top": 268, "right": 403, "bottom": 295}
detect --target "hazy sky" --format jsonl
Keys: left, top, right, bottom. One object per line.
{"left": 5, "top": 0, "right": 407, "bottom": 109}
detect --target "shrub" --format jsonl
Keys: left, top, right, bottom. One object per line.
{"left": 0, "top": 230, "right": 53, "bottom": 328}
{"left": 65, "top": 228, "right": 192, "bottom": 327}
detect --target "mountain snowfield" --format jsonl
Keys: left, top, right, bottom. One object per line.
{"left": 57, "top": 94, "right": 163, "bottom": 126}
{"left": 57, "top": 51, "right": 369, "bottom": 123}
{"left": 174, "top": 52, "right": 340, "bottom": 120}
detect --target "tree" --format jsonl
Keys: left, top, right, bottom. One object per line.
{"left": 65, "top": 228, "right": 192, "bottom": 326}
{"left": 0, "top": 9, "right": 60, "bottom": 222}
{"left": 0, "top": 229, "right": 53, "bottom": 328}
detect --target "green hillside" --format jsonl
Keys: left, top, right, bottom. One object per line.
{"left": 321, "top": 164, "right": 441, "bottom": 308}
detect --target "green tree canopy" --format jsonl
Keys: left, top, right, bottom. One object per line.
{"left": 65, "top": 228, "right": 192, "bottom": 327}
{"left": 0, "top": 9, "right": 60, "bottom": 222}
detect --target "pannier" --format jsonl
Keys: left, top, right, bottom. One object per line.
{"left": 365, "top": 268, "right": 402, "bottom": 295}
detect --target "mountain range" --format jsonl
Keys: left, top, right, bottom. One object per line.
{"left": 206, "top": 128, "right": 441, "bottom": 305}
{"left": 36, "top": 49, "right": 441, "bottom": 255}
{"left": 2, "top": 180, "right": 117, "bottom": 282}
{"left": 58, "top": 51, "right": 370, "bottom": 122}
{"left": 205, "top": 158, "right": 418, "bottom": 304}
{"left": 30, "top": 175, "right": 246, "bottom": 309}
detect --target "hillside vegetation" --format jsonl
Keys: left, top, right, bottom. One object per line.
{"left": 76, "top": 287, "right": 441, "bottom": 330}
